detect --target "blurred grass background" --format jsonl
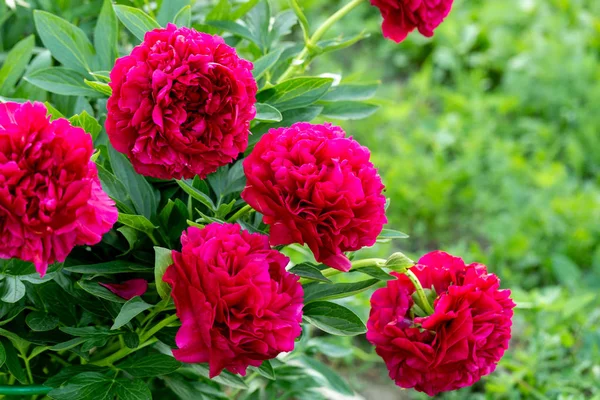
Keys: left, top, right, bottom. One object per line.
{"left": 299, "top": 0, "right": 600, "bottom": 398}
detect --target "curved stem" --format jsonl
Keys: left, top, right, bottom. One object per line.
{"left": 277, "top": 0, "right": 367, "bottom": 83}
{"left": 227, "top": 204, "right": 254, "bottom": 222}
{"left": 140, "top": 314, "right": 179, "bottom": 343}
{"left": 299, "top": 258, "right": 386, "bottom": 285}
{"left": 404, "top": 269, "right": 435, "bottom": 315}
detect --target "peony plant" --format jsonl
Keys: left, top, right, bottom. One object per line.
{"left": 0, "top": 0, "right": 514, "bottom": 399}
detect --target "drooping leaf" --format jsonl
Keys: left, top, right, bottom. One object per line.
{"left": 0, "top": 35, "right": 35, "bottom": 95}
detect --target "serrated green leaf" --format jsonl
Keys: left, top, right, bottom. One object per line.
{"left": 69, "top": 111, "right": 102, "bottom": 140}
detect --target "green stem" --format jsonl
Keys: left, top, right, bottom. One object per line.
{"left": 93, "top": 314, "right": 179, "bottom": 367}
{"left": 226, "top": 204, "right": 254, "bottom": 222}
{"left": 277, "top": 0, "right": 366, "bottom": 83}
{"left": 404, "top": 269, "right": 435, "bottom": 315}
{"left": 0, "top": 386, "right": 51, "bottom": 396}
{"left": 23, "top": 358, "right": 33, "bottom": 384}
{"left": 147, "top": 231, "right": 160, "bottom": 246}
{"left": 299, "top": 258, "right": 386, "bottom": 285}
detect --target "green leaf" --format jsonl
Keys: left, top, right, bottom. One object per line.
{"left": 157, "top": 0, "right": 190, "bottom": 26}
{"left": 551, "top": 254, "right": 582, "bottom": 290}
{"left": 95, "top": 0, "right": 119, "bottom": 70}
{"left": 96, "top": 164, "right": 136, "bottom": 214}
{"left": 321, "top": 82, "right": 379, "bottom": 101}
{"left": 255, "top": 103, "right": 282, "bottom": 122}
{"left": 25, "top": 67, "right": 100, "bottom": 97}
{"left": 60, "top": 326, "right": 119, "bottom": 338}
{"left": 90, "top": 71, "right": 111, "bottom": 82}
{"left": 303, "top": 301, "right": 366, "bottom": 336}
{"left": 176, "top": 180, "right": 216, "bottom": 211}
{"left": 0, "top": 276, "right": 25, "bottom": 303}
{"left": 50, "top": 338, "right": 87, "bottom": 351}
{"left": 303, "top": 279, "right": 379, "bottom": 303}
{"left": 250, "top": 360, "right": 275, "bottom": 380}
{"left": 44, "top": 101, "right": 65, "bottom": 120}
{"left": 84, "top": 79, "right": 112, "bottom": 96}
{"left": 77, "top": 281, "right": 126, "bottom": 303}
{"left": 69, "top": 111, "right": 102, "bottom": 140}
{"left": 204, "top": 20, "right": 255, "bottom": 43}
{"left": 44, "top": 365, "right": 106, "bottom": 388}
{"left": 249, "top": 105, "right": 323, "bottom": 146}
{"left": 377, "top": 229, "right": 409, "bottom": 240}
{"left": 297, "top": 356, "right": 353, "bottom": 395}
{"left": 0, "top": 341, "right": 5, "bottom": 368}
{"left": 385, "top": 252, "right": 414, "bottom": 272}
{"left": 112, "top": 297, "right": 152, "bottom": 330}
{"left": 289, "top": 0, "right": 310, "bottom": 43}
{"left": 289, "top": 263, "right": 331, "bottom": 283}
{"left": 114, "top": 5, "right": 161, "bottom": 42}
{"left": 245, "top": 0, "right": 270, "bottom": 51}
{"left": 173, "top": 5, "right": 192, "bottom": 27}
{"left": 48, "top": 372, "right": 112, "bottom": 400}
{"left": 108, "top": 145, "right": 158, "bottom": 219}
{"left": 123, "top": 332, "right": 140, "bottom": 349}
{"left": 118, "top": 214, "right": 156, "bottom": 234}
{"left": 114, "top": 378, "right": 152, "bottom": 400}
{"left": 320, "top": 101, "right": 380, "bottom": 120}
{"left": 65, "top": 261, "right": 150, "bottom": 275}
{"left": 257, "top": 77, "right": 333, "bottom": 112}
{"left": 33, "top": 10, "right": 96, "bottom": 73}
{"left": 25, "top": 312, "right": 59, "bottom": 332}
{"left": 154, "top": 247, "right": 173, "bottom": 300}
{"left": 117, "top": 353, "right": 181, "bottom": 377}
{"left": 1, "top": 338, "right": 27, "bottom": 384}
{"left": 253, "top": 48, "right": 284, "bottom": 80}
{"left": 189, "top": 364, "right": 248, "bottom": 389}
{"left": 0, "top": 35, "right": 35, "bottom": 95}
{"left": 356, "top": 266, "right": 396, "bottom": 281}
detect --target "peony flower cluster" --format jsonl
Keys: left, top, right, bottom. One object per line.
{"left": 370, "top": 0, "right": 454, "bottom": 43}
{"left": 242, "top": 122, "right": 387, "bottom": 272}
{"left": 106, "top": 24, "right": 257, "bottom": 180}
{"left": 163, "top": 223, "right": 304, "bottom": 377}
{"left": 367, "top": 251, "right": 515, "bottom": 395}
{"left": 0, "top": 102, "right": 118, "bottom": 276}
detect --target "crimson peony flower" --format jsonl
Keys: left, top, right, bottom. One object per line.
{"left": 163, "top": 223, "right": 303, "bottom": 377}
{"left": 106, "top": 24, "right": 257, "bottom": 180}
{"left": 0, "top": 102, "right": 118, "bottom": 277}
{"left": 242, "top": 122, "right": 387, "bottom": 272}
{"left": 367, "top": 251, "right": 515, "bottom": 396}
{"left": 370, "top": 0, "right": 454, "bottom": 43}
{"left": 100, "top": 279, "right": 148, "bottom": 300}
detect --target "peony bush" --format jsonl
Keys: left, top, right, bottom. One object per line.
{"left": 0, "top": 0, "right": 514, "bottom": 399}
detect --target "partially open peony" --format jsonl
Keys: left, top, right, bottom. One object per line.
{"left": 163, "top": 223, "right": 304, "bottom": 377}
{"left": 367, "top": 251, "right": 515, "bottom": 396}
{"left": 0, "top": 102, "right": 118, "bottom": 276}
{"left": 106, "top": 24, "right": 257, "bottom": 180}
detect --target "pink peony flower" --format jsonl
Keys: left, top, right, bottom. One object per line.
{"left": 367, "top": 251, "right": 515, "bottom": 396}
{"left": 0, "top": 102, "right": 118, "bottom": 277}
{"left": 370, "top": 0, "right": 454, "bottom": 43}
{"left": 100, "top": 279, "right": 148, "bottom": 300}
{"left": 106, "top": 24, "right": 257, "bottom": 180}
{"left": 242, "top": 122, "right": 387, "bottom": 272}
{"left": 163, "top": 223, "right": 304, "bottom": 377}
